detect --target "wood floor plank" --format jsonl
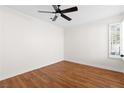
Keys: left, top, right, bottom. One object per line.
{"left": 0, "top": 61, "right": 124, "bottom": 88}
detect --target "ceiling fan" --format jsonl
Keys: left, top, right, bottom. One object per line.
{"left": 38, "top": 5, "right": 78, "bottom": 21}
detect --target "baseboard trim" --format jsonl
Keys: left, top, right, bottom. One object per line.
{"left": 0, "top": 59, "right": 64, "bottom": 81}
{"left": 64, "top": 60, "right": 124, "bottom": 74}
{"left": 1, "top": 59, "right": 123, "bottom": 81}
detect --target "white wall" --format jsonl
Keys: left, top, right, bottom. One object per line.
{"left": 0, "top": 8, "right": 3, "bottom": 77}
{"left": 0, "top": 7, "right": 64, "bottom": 80}
{"left": 64, "top": 14, "right": 124, "bottom": 72}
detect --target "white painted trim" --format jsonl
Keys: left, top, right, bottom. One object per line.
{"left": 108, "top": 23, "right": 121, "bottom": 59}
{"left": 0, "top": 59, "right": 64, "bottom": 81}
{"left": 64, "top": 59, "right": 124, "bottom": 73}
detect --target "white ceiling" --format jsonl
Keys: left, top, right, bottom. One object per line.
{"left": 6, "top": 5, "right": 124, "bottom": 28}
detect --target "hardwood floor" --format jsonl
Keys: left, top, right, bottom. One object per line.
{"left": 0, "top": 61, "right": 124, "bottom": 88}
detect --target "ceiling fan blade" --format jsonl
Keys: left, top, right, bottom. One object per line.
{"left": 61, "top": 13, "right": 72, "bottom": 21}
{"left": 38, "top": 10, "right": 55, "bottom": 13}
{"left": 61, "top": 6, "right": 78, "bottom": 13}
{"left": 52, "top": 5, "right": 58, "bottom": 12}
{"left": 52, "top": 15, "right": 58, "bottom": 21}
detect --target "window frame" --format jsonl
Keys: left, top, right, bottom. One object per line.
{"left": 108, "top": 23, "right": 121, "bottom": 59}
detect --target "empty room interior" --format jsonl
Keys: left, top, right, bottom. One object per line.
{"left": 0, "top": 5, "right": 124, "bottom": 88}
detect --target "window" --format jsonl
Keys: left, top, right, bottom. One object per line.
{"left": 109, "top": 23, "right": 121, "bottom": 58}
